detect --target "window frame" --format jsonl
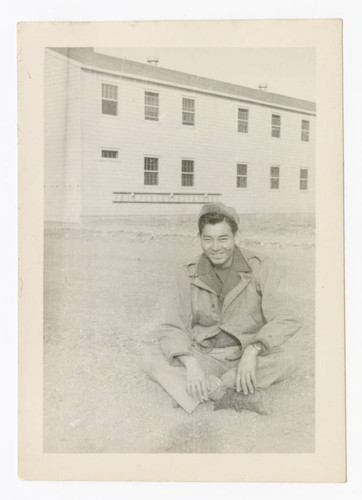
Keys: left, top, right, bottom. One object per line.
{"left": 236, "top": 163, "right": 248, "bottom": 188}
{"left": 144, "top": 91, "right": 159, "bottom": 121}
{"left": 300, "top": 168, "right": 309, "bottom": 190}
{"left": 181, "top": 159, "right": 195, "bottom": 187}
{"left": 182, "top": 97, "right": 195, "bottom": 126}
{"left": 301, "top": 120, "right": 310, "bottom": 142}
{"left": 144, "top": 157, "right": 159, "bottom": 186}
{"left": 237, "top": 108, "right": 249, "bottom": 134}
{"left": 100, "top": 148, "right": 120, "bottom": 161}
{"left": 270, "top": 165, "right": 280, "bottom": 189}
{"left": 101, "top": 83, "right": 118, "bottom": 116}
{"left": 271, "top": 114, "right": 281, "bottom": 138}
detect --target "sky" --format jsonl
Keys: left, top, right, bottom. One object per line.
{"left": 96, "top": 47, "right": 315, "bottom": 102}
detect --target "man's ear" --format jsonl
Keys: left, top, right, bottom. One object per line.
{"left": 234, "top": 231, "right": 241, "bottom": 245}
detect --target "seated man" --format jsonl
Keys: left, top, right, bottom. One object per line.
{"left": 142, "top": 203, "right": 302, "bottom": 414}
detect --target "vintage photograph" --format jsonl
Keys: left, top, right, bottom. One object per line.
{"left": 43, "top": 45, "right": 316, "bottom": 454}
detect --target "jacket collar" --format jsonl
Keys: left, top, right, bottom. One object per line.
{"left": 192, "top": 247, "right": 252, "bottom": 298}
{"left": 195, "top": 246, "right": 252, "bottom": 278}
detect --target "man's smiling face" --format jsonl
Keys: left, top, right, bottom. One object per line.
{"left": 200, "top": 220, "right": 237, "bottom": 269}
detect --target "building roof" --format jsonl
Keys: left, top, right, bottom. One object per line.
{"left": 49, "top": 47, "right": 316, "bottom": 114}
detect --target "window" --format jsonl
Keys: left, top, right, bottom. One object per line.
{"left": 300, "top": 169, "right": 308, "bottom": 190}
{"left": 236, "top": 164, "right": 248, "bottom": 188}
{"left": 301, "top": 120, "right": 310, "bottom": 142}
{"left": 271, "top": 114, "right": 281, "bottom": 137}
{"left": 181, "top": 160, "right": 194, "bottom": 186}
{"left": 144, "top": 157, "right": 159, "bottom": 185}
{"left": 238, "top": 109, "right": 249, "bottom": 133}
{"left": 145, "top": 92, "right": 159, "bottom": 121}
{"left": 102, "top": 84, "right": 118, "bottom": 116}
{"left": 101, "top": 149, "right": 118, "bottom": 159}
{"left": 270, "top": 166, "right": 280, "bottom": 189}
{"left": 182, "top": 98, "right": 195, "bottom": 125}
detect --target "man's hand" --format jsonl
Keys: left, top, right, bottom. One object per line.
{"left": 178, "top": 355, "right": 211, "bottom": 401}
{"left": 235, "top": 345, "right": 258, "bottom": 395}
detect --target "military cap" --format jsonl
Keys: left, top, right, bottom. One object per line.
{"left": 198, "top": 202, "right": 240, "bottom": 228}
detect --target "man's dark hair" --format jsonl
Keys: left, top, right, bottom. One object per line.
{"left": 198, "top": 212, "right": 238, "bottom": 235}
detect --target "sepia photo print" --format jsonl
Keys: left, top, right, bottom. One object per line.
{"left": 43, "top": 45, "right": 316, "bottom": 454}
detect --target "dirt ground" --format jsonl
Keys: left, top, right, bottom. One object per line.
{"left": 43, "top": 214, "right": 315, "bottom": 453}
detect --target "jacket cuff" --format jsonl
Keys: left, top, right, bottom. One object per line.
{"left": 159, "top": 337, "right": 193, "bottom": 363}
{"left": 168, "top": 351, "right": 194, "bottom": 365}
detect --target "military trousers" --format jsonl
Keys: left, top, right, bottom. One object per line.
{"left": 141, "top": 342, "right": 296, "bottom": 413}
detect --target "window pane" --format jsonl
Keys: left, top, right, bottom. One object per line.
{"left": 183, "top": 98, "right": 195, "bottom": 112}
{"left": 145, "top": 92, "right": 159, "bottom": 120}
{"left": 145, "top": 106, "right": 159, "bottom": 120}
{"left": 301, "top": 120, "right": 309, "bottom": 141}
{"left": 182, "top": 173, "right": 194, "bottom": 186}
{"left": 238, "top": 121, "right": 248, "bottom": 133}
{"left": 270, "top": 166, "right": 280, "bottom": 189}
{"left": 144, "top": 158, "right": 159, "bottom": 185}
{"left": 144, "top": 158, "right": 158, "bottom": 170}
{"left": 102, "top": 100, "right": 118, "bottom": 116}
{"left": 238, "top": 109, "right": 249, "bottom": 133}
{"left": 102, "top": 84, "right": 118, "bottom": 100}
{"left": 145, "top": 92, "right": 159, "bottom": 106}
{"left": 182, "top": 98, "right": 195, "bottom": 125}
{"left": 181, "top": 160, "right": 194, "bottom": 186}
{"left": 300, "top": 169, "right": 308, "bottom": 179}
{"left": 102, "top": 150, "right": 118, "bottom": 159}
{"left": 236, "top": 164, "right": 247, "bottom": 188}
{"left": 237, "top": 176, "right": 247, "bottom": 188}
{"left": 237, "top": 164, "right": 247, "bottom": 176}
{"left": 300, "top": 180, "right": 308, "bottom": 190}
{"left": 302, "top": 120, "right": 310, "bottom": 131}
{"left": 238, "top": 109, "right": 248, "bottom": 120}
{"left": 270, "top": 166, "right": 279, "bottom": 177}
{"left": 271, "top": 115, "right": 281, "bottom": 137}
{"left": 144, "top": 171, "right": 158, "bottom": 185}
{"left": 301, "top": 130, "right": 309, "bottom": 141}
{"left": 182, "top": 112, "right": 195, "bottom": 125}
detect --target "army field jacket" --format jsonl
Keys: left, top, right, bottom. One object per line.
{"left": 157, "top": 247, "right": 302, "bottom": 361}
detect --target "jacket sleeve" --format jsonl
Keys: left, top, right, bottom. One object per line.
{"left": 252, "top": 257, "right": 302, "bottom": 351}
{"left": 156, "top": 268, "right": 194, "bottom": 362}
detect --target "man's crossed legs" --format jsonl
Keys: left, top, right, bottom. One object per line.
{"left": 141, "top": 344, "right": 296, "bottom": 414}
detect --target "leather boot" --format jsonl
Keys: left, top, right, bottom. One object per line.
{"left": 213, "top": 388, "right": 270, "bottom": 415}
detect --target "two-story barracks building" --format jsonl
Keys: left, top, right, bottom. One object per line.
{"left": 44, "top": 47, "right": 316, "bottom": 222}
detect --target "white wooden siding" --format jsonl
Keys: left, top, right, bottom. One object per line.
{"left": 45, "top": 51, "right": 315, "bottom": 220}
{"left": 44, "top": 51, "right": 82, "bottom": 222}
